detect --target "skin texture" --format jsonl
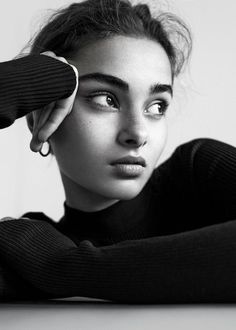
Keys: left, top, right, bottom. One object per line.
{"left": 49, "top": 35, "right": 173, "bottom": 212}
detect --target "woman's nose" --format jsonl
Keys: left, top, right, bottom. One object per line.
{"left": 117, "top": 115, "right": 148, "bottom": 148}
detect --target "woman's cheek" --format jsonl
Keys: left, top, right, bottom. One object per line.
{"left": 65, "top": 108, "right": 115, "bottom": 155}
{"left": 148, "top": 119, "right": 168, "bottom": 164}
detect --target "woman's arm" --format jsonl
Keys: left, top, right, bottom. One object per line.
{"left": 0, "top": 217, "right": 236, "bottom": 303}
{"left": 0, "top": 54, "right": 76, "bottom": 129}
{"left": 0, "top": 54, "right": 77, "bottom": 300}
{"left": 0, "top": 218, "right": 53, "bottom": 301}
{"left": 0, "top": 261, "right": 49, "bottom": 301}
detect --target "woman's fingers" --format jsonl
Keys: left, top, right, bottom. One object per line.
{"left": 30, "top": 102, "right": 55, "bottom": 152}
{"left": 37, "top": 67, "right": 79, "bottom": 143}
{"left": 37, "top": 102, "right": 72, "bottom": 143}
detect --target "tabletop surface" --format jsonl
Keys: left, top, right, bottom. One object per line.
{"left": 1, "top": 297, "right": 236, "bottom": 330}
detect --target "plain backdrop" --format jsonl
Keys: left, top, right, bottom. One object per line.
{"left": 0, "top": 0, "right": 235, "bottom": 220}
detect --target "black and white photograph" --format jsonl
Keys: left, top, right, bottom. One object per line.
{"left": 0, "top": 0, "right": 235, "bottom": 329}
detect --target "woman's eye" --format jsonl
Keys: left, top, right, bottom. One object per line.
{"left": 85, "top": 93, "right": 118, "bottom": 109}
{"left": 146, "top": 100, "right": 169, "bottom": 117}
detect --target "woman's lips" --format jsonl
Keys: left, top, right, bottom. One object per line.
{"left": 110, "top": 155, "right": 146, "bottom": 167}
{"left": 111, "top": 163, "right": 144, "bottom": 177}
{"left": 110, "top": 156, "right": 146, "bottom": 178}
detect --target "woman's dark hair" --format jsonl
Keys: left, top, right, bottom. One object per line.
{"left": 28, "top": 0, "right": 192, "bottom": 78}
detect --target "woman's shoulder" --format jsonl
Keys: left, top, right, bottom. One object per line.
{"left": 171, "top": 137, "right": 233, "bottom": 156}
{"left": 173, "top": 137, "right": 236, "bottom": 172}
{"left": 159, "top": 137, "right": 235, "bottom": 169}
{"left": 150, "top": 137, "right": 235, "bottom": 191}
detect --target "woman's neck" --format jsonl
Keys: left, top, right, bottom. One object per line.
{"left": 60, "top": 171, "right": 119, "bottom": 212}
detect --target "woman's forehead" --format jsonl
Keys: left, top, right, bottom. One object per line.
{"left": 71, "top": 35, "right": 172, "bottom": 85}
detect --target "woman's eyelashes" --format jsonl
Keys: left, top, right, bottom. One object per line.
{"left": 145, "top": 99, "right": 169, "bottom": 117}
{"left": 85, "top": 91, "right": 118, "bottom": 110}
{"left": 83, "top": 90, "right": 170, "bottom": 117}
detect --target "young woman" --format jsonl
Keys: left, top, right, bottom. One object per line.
{"left": 0, "top": 0, "right": 235, "bottom": 303}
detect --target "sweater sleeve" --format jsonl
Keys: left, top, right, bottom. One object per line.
{"left": 0, "top": 54, "right": 76, "bottom": 129}
{"left": 0, "top": 216, "right": 236, "bottom": 303}
{"left": 0, "top": 261, "right": 49, "bottom": 301}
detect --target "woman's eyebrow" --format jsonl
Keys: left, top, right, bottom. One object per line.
{"left": 79, "top": 72, "right": 173, "bottom": 97}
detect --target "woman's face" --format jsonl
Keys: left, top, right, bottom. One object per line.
{"left": 50, "top": 35, "right": 173, "bottom": 211}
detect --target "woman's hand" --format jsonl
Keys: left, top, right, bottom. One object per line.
{"left": 30, "top": 51, "right": 79, "bottom": 152}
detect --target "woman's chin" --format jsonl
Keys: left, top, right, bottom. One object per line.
{"left": 99, "top": 182, "right": 145, "bottom": 201}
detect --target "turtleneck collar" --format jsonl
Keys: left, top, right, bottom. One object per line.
{"left": 57, "top": 179, "right": 152, "bottom": 238}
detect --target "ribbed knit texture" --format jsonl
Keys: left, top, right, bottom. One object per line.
{"left": 0, "top": 55, "right": 76, "bottom": 128}
{"left": 0, "top": 55, "right": 235, "bottom": 303}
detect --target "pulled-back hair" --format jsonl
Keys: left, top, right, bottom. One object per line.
{"left": 28, "top": 0, "right": 192, "bottom": 79}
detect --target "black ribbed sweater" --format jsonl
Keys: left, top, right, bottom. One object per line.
{"left": 0, "top": 55, "right": 236, "bottom": 303}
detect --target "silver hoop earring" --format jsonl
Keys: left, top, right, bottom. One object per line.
{"left": 39, "top": 141, "right": 51, "bottom": 157}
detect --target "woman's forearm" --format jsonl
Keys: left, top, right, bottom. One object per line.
{"left": 0, "top": 218, "right": 236, "bottom": 303}
{"left": 0, "top": 55, "right": 76, "bottom": 129}
{"left": 0, "top": 261, "right": 48, "bottom": 301}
